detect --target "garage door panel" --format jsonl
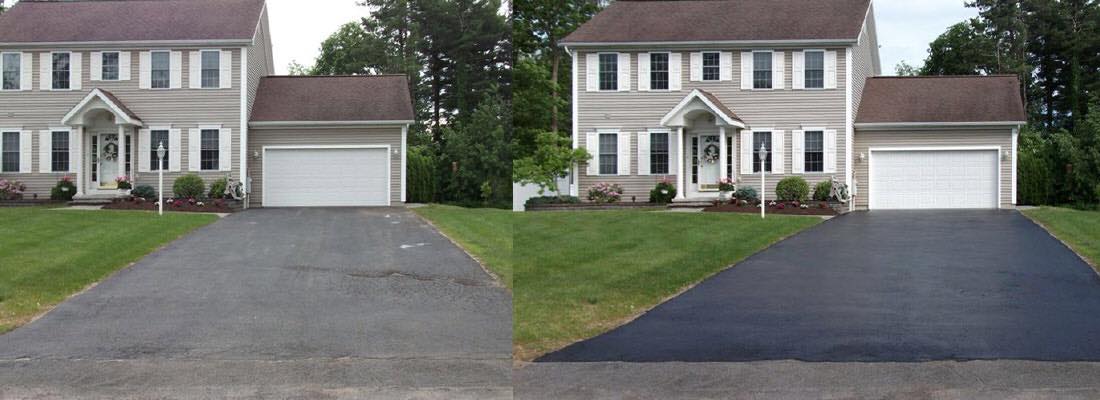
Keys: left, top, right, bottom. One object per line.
{"left": 265, "top": 147, "right": 389, "bottom": 207}
{"left": 871, "top": 150, "right": 997, "bottom": 210}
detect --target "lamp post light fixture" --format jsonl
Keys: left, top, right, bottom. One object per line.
{"left": 156, "top": 141, "right": 166, "bottom": 216}
{"left": 758, "top": 142, "right": 768, "bottom": 219}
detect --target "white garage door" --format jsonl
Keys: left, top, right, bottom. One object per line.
{"left": 264, "top": 147, "right": 390, "bottom": 207}
{"left": 870, "top": 149, "right": 999, "bottom": 210}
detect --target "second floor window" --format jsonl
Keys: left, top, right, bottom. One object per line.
{"left": 805, "top": 51, "right": 825, "bottom": 89}
{"left": 52, "top": 53, "right": 70, "bottom": 90}
{"left": 753, "top": 131, "right": 772, "bottom": 173}
{"left": 650, "top": 131, "right": 669, "bottom": 174}
{"left": 804, "top": 131, "right": 824, "bottom": 172}
{"left": 2, "top": 132, "right": 19, "bottom": 172}
{"left": 599, "top": 133, "right": 617, "bottom": 174}
{"left": 151, "top": 52, "right": 170, "bottom": 89}
{"left": 598, "top": 53, "right": 617, "bottom": 91}
{"left": 702, "top": 52, "right": 720, "bottom": 81}
{"left": 753, "top": 52, "right": 772, "bottom": 89}
{"left": 52, "top": 131, "right": 70, "bottom": 172}
{"left": 2, "top": 53, "right": 20, "bottom": 90}
{"left": 650, "top": 53, "right": 669, "bottom": 90}
{"left": 102, "top": 52, "right": 120, "bottom": 81}
{"left": 201, "top": 129, "right": 220, "bottom": 170}
{"left": 150, "top": 130, "right": 169, "bottom": 171}
{"left": 201, "top": 51, "right": 220, "bottom": 88}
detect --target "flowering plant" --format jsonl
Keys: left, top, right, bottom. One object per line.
{"left": 587, "top": 182, "right": 624, "bottom": 203}
{"left": 0, "top": 179, "right": 26, "bottom": 200}
{"left": 718, "top": 178, "right": 737, "bottom": 192}
{"left": 115, "top": 176, "right": 133, "bottom": 190}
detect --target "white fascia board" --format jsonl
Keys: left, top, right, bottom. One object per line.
{"left": 560, "top": 39, "right": 858, "bottom": 49}
{"left": 854, "top": 121, "right": 1027, "bottom": 130}
{"left": 0, "top": 39, "right": 252, "bottom": 49}
{"left": 249, "top": 120, "right": 416, "bottom": 128}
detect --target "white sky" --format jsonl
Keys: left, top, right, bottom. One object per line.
{"left": 874, "top": 0, "right": 979, "bottom": 75}
{"left": 266, "top": 0, "right": 373, "bottom": 74}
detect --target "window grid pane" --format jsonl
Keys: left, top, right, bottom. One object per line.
{"left": 52, "top": 131, "right": 69, "bottom": 172}
{"left": 150, "top": 131, "right": 169, "bottom": 171}
{"left": 598, "top": 54, "right": 617, "bottom": 91}
{"left": 805, "top": 51, "right": 825, "bottom": 89}
{"left": 650, "top": 132, "right": 669, "bottom": 174}
{"left": 598, "top": 133, "right": 617, "bottom": 175}
{"left": 125, "top": 135, "right": 132, "bottom": 176}
{"left": 804, "top": 131, "right": 824, "bottom": 172}
{"left": 1, "top": 132, "right": 18, "bottom": 172}
{"left": 726, "top": 136, "right": 733, "bottom": 178}
{"left": 201, "top": 51, "right": 220, "bottom": 88}
{"left": 2, "top": 53, "right": 19, "bottom": 90}
{"left": 201, "top": 129, "right": 219, "bottom": 170}
{"left": 702, "top": 52, "right": 720, "bottom": 81}
{"left": 691, "top": 137, "right": 699, "bottom": 184}
{"left": 102, "top": 52, "right": 119, "bottom": 81}
{"left": 650, "top": 53, "right": 669, "bottom": 90}
{"left": 52, "top": 53, "right": 70, "bottom": 90}
{"left": 753, "top": 132, "right": 772, "bottom": 173}
{"left": 151, "top": 52, "right": 170, "bottom": 89}
{"left": 753, "top": 52, "right": 772, "bottom": 89}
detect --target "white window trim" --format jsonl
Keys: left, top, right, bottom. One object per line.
{"left": 750, "top": 50, "right": 775, "bottom": 91}
{"left": 197, "top": 124, "right": 222, "bottom": 171}
{"left": 262, "top": 145, "right": 392, "bottom": 207}
{"left": 647, "top": 128, "right": 672, "bottom": 175}
{"left": 100, "top": 51, "right": 121, "bottom": 81}
{"left": 800, "top": 127, "right": 827, "bottom": 174}
{"left": 700, "top": 51, "right": 721, "bottom": 82}
{"left": 647, "top": 51, "right": 672, "bottom": 91}
{"left": 867, "top": 146, "right": 1003, "bottom": 210}
{"left": 595, "top": 128, "right": 619, "bottom": 175}
{"left": 48, "top": 127, "right": 73, "bottom": 173}
{"left": 746, "top": 127, "right": 775, "bottom": 175}
{"left": 0, "top": 129, "right": 22, "bottom": 173}
{"left": 197, "top": 49, "right": 222, "bottom": 90}
{"left": 801, "top": 49, "right": 827, "bottom": 90}
{"left": 0, "top": 51, "right": 21, "bottom": 92}
{"left": 595, "top": 52, "right": 619, "bottom": 92}
{"left": 48, "top": 51, "right": 75, "bottom": 91}
{"left": 147, "top": 125, "right": 172, "bottom": 171}
{"left": 148, "top": 50, "right": 172, "bottom": 90}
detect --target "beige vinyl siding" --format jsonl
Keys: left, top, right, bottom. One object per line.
{"left": 246, "top": 8, "right": 274, "bottom": 115}
{"left": 0, "top": 47, "right": 243, "bottom": 198}
{"left": 851, "top": 5, "right": 879, "bottom": 114}
{"left": 247, "top": 126, "right": 404, "bottom": 207}
{"left": 576, "top": 49, "right": 847, "bottom": 201}
{"left": 853, "top": 128, "right": 1015, "bottom": 210}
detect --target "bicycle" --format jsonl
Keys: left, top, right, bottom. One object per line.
{"left": 223, "top": 174, "right": 246, "bottom": 201}
{"left": 830, "top": 176, "right": 851, "bottom": 204}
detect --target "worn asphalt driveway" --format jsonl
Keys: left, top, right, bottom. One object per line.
{"left": 541, "top": 210, "right": 1100, "bottom": 363}
{"left": 0, "top": 208, "right": 512, "bottom": 399}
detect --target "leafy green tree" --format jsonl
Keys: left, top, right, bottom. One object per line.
{"left": 921, "top": 20, "right": 999, "bottom": 75}
{"left": 894, "top": 61, "right": 920, "bottom": 76}
{"left": 438, "top": 87, "right": 512, "bottom": 206}
{"left": 513, "top": 131, "right": 590, "bottom": 195}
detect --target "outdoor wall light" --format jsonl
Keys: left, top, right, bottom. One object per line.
{"left": 858, "top": 152, "right": 867, "bottom": 162}
{"left": 251, "top": 151, "right": 261, "bottom": 160}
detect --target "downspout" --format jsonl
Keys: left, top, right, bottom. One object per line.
{"left": 240, "top": 47, "right": 249, "bottom": 209}
{"left": 569, "top": 45, "right": 580, "bottom": 197}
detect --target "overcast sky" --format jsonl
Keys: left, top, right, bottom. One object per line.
{"left": 266, "top": 0, "right": 373, "bottom": 74}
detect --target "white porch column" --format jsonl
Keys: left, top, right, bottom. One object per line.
{"left": 118, "top": 125, "right": 127, "bottom": 182}
{"left": 719, "top": 126, "right": 727, "bottom": 182}
{"left": 676, "top": 127, "right": 685, "bottom": 199}
{"left": 74, "top": 126, "right": 85, "bottom": 196}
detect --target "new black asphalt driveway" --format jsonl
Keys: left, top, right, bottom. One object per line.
{"left": 541, "top": 210, "right": 1100, "bottom": 363}
{"left": 0, "top": 208, "right": 512, "bottom": 399}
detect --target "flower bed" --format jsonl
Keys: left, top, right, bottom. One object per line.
{"left": 526, "top": 202, "right": 664, "bottom": 211}
{"left": 102, "top": 197, "right": 239, "bottom": 213}
{"left": 704, "top": 200, "right": 838, "bottom": 216}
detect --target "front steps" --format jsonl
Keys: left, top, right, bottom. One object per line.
{"left": 70, "top": 193, "right": 126, "bottom": 206}
{"left": 668, "top": 197, "right": 718, "bottom": 209}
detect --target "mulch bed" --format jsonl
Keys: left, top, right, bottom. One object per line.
{"left": 526, "top": 202, "right": 665, "bottom": 211}
{"left": 704, "top": 201, "right": 838, "bottom": 216}
{"left": 102, "top": 198, "right": 235, "bottom": 214}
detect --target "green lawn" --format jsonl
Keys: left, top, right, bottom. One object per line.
{"left": 413, "top": 205, "right": 513, "bottom": 288}
{"left": 0, "top": 207, "right": 217, "bottom": 333}
{"left": 513, "top": 210, "right": 822, "bottom": 360}
{"left": 1023, "top": 207, "right": 1100, "bottom": 268}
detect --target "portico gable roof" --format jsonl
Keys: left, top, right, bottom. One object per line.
{"left": 62, "top": 88, "right": 143, "bottom": 127}
{"left": 661, "top": 89, "right": 745, "bottom": 128}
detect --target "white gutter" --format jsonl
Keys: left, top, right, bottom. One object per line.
{"left": 249, "top": 120, "right": 416, "bottom": 128}
{"left": 240, "top": 46, "right": 249, "bottom": 209}
{"left": 0, "top": 39, "right": 253, "bottom": 49}
{"left": 854, "top": 121, "right": 1028, "bottom": 129}
{"left": 560, "top": 38, "right": 858, "bottom": 49}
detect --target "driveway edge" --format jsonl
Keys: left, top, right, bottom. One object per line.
{"left": 1020, "top": 210, "right": 1100, "bottom": 276}
{"left": 411, "top": 211, "right": 507, "bottom": 289}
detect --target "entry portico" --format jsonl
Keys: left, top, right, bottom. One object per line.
{"left": 660, "top": 89, "right": 745, "bottom": 199}
{"left": 60, "top": 88, "right": 144, "bottom": 197}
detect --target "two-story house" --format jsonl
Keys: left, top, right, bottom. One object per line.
{"left": 0, "top": 0, "right": 412, "bottom": 208}
{"left": 562, "top": 0, "right": 1026, "bottom": 210}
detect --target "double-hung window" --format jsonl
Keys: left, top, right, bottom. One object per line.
{"left": 702, "top": 52, "right": 720, "bottom": 81}
{"left": 804, "top": 131, "right": 824, "bottom": 173}
{"left": 101, "top": 52, "right": 120, "bottom": 81}
{"left": 51, "top": 131, "right": 70, "bottom": 172}
{"left": 149, "top": 130, "right": 170, "bottom": 170}
{"left": 52, "top": 53, "right": 71, "bottom": 90}
{"left": 151, "top": 51, "right": 170, "bottom": 89}
{"left": 649, "top": 53, "right": 669, "bottom": 90}
{"left": 804, "top": 50, "right": 825, "bottom": 89}
{"left": 201, "top": 51, "right": 220, "bottom": 88}
{"left": 1, "top": 132, "right": 19, "bottom": 172}
{"left": 200, "top": 129, "right": 219, "bottom": 170}
{"left": 598, "top": 133, "right": 617, "bottom": 175}
{"left": 650, "top": 131, "right": 669, "bottom": 174}
{"left": 752, "top": 131, "right": 772, "bottom": 173}
{"left": 753, "top": 52, "right": 772, "bottom": 89}
{"left": 1, "top": 53, "right": 20, "bottom": 90}
{"left": 598, "top": 54, "right": 617, "bottom": 91}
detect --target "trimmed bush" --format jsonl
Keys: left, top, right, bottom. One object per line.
{"left": 587, "top": 183, "right": 623, "bottom": 203}
{"left": 49, "top": 177, "right": 76, "bottom": 201}
{"left": 407, "top": 146, "right": 438, "bottom": 203}
{"left": 0, "top": 179, "right": 26, "bottom": 200}
{"left": 775, "top": 177, "right": 810, "bottom": 202}
{"left": 131, "top": 185, "right": 157, "bottom": 200}
{"left": 733, "top": 186, "right": 759, "bottom": 204}
{"left": 813, "top": 180, "right": 833, "bottom": 201}
{"left": 526, "top": 196, "right": 581, "bottom": 206}
{"left": 172, "top": 174, "right": 205, "bottom": 199}
{"left": 649, "top": 179, "right": 677, "bottom": 204}
{"left": 208, "top": 177, "right": 228, "bottom": 199}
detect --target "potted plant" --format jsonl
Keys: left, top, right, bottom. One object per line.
{"left": 115, "top": 176, "right": 133, "bottom": 192}
{"left": 718, "top": 178, "right": 737, "bottom": 202}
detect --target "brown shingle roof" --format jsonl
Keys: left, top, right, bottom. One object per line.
{"left": 561, "top": 0, "right": 871, "bottom": 45}
{"left": 855, "top": 76, "right": 1027, "bottom": 124}
{"left": 250, "top": 76, "right": 415, "bottom": 123}
{"left": 0, "top": 0, "right": 266, "bottom": 44}
{"left": 697, "top": 89, "right": 743, "bottom": 123}
{"left": 97, "top": 89, "right": 142, "bottom": 123}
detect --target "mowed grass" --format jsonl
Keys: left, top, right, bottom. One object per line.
{"left": 0, "top": 207, "right": 217, "bottom": 333}
{"left": 513, "top": 210, "right": 822, "bottom": 360}
{"left": 414, "top": 205, "right": 513, "bottom": 288}
{"left": 1023, "top": 207, "right": 1100, "bottom": 269}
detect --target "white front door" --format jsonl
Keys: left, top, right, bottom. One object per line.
{"left": 870, "top": 149, "right": 999, "bottom": 210}
{"left": 693, "top": 134, "right": 721, "bottom": 194}
{"left": 97, "top": 133, "right": 120, "bottom": 189}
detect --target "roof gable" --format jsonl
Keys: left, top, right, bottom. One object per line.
{"left": 562, "top": 0, "right": 871, "bottom": 45}
{"left": 0, "top": 0, "right": 266, "bottom": 44}
{"left": 855, "top": 76, "right": 1028, "bottom": 125}
{"left": 250, "top": 76, "right": 415, "bottom": 123}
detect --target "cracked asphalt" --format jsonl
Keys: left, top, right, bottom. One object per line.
{"left": 0, "top": 208, "right": 512, "bottom": 399}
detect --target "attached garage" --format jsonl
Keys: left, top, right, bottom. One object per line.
{"left": 853, "top": 76, "right": 1027, "bottom": 211}
{"left": 247, "top": 75, "right": 413, "bottom": 207}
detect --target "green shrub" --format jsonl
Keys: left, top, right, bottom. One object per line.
{"left": 407, "top": 146, "right": 437, "bottom": 203}
{"left": 131, "top": 185, "right": 157, "bottom": 200}
{"left": 733, "top": 187, "right": 758, "bottom": 203}
{"left": 208, "top": 177, "right": 228, "bottom": 199}
{"left": 649, "top": 180, "right": 677, "bottom": 204}
{"left": 172, "top": 174, "right": 205, "bottom": 199}
{"left": 775, "top": 177, "right": 810, "bottom": 201}
{"left": 813, "top": 181, "right": 833, "bottom": 201}
{"left": 587, "top": 183, "right": 623, "bottom": 203}
{"left": 50, "top": 177, "right": 77, "bottom": 201}
{"left": 526, "top": 196, "right": 580, "bottom": 206}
